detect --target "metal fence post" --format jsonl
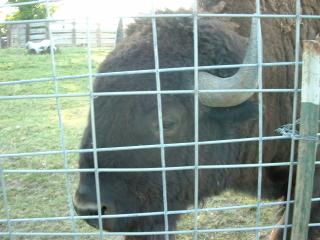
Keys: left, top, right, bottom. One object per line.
{"left": 291, "top": 37, "right": 320, "bottom": 240}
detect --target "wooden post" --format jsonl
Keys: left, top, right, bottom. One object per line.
{"left": 26, "top": 23, "right": 30, "bottom": 42}
{"left": 72, "top": 21, "right": 76, "bottom": 46}
{"left": 6, "top": 25, "right": 11, "bottom": 48}
{"left": 96, "top": 23, "right": 101, "bottom": 47}
{"left": 291, "top": 38, "right": 320, "bottom": 240}
{"left": 45, "top": 22, "right": 49, "bottom": 39}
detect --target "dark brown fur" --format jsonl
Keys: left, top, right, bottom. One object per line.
{"left": 199, "top": 1, "right": 320, "bottom": 239}
{"left": 74, "top": 1, "right": 320, "bottom": 239}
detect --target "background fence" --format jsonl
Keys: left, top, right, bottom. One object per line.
{"left": 3, "top": 20, "right": 117, "bottom": 48}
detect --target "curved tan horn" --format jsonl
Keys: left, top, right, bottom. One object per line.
{"left": 199, "top": 18, "right": 261, "bottom": 107}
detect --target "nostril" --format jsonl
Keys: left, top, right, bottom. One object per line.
{"left": 101, "top": 206, "right": 107, "bottom": 215}
{"left": 101, "top": 201, "right": 116, "bottom": 215}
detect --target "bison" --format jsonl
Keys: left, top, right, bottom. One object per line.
{"left": 73, "top": 0, "right": 320, "bottom": 239}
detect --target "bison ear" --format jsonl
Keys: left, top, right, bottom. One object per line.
{"left": 203, "top": 100, "right": 259, "bottom": 123}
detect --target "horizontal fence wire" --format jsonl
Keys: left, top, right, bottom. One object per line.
{"left": 1, "top": 197, "right": 320, "bottom": 224}
{"left": 0, "top": 61, "right": 303, "bottom": 87}
{"left": 0, "top": 225, "right": 296, "bottom": 237}
{"left": 2, "top": 222, "right": 320, "bottom": 237}
{"left": 2, "top": 13, "right": 320, "bottom": 25}
{"left": 0, "top": 135, "right": 291, "bottom": 158}
{"left": 0, "top": 89, "right": 303, "bottom": 101}
{"left": 0, "top": 0, "right": 61, "bottom": 8}
{"left": 1, "top": 1, "right": 320, "bottom": 239}
{"left": 3, "top": 161, "right": 320, "bottom": 174}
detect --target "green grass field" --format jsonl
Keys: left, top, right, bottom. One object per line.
{"left": 0, "top": 48, "right": 280, "bottom": 239}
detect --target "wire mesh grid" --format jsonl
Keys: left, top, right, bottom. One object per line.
{"left": 0, "top": 0, "right": 320, "bottom": 239}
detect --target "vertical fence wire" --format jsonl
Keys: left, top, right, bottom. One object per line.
{"left": 151, "top": 1, "right": 170, "bottom": 239}
{"left": 86, "top": 16, "right": 104, "bottom": 240}
{"left": 0, "top": 165, "right": 13, "bottom": 239}
{"left": 255, "top": 0, "right": 264, "bottom": 239}
{"left": 192, "top": 1, "right": 200, "bottom": 240}
{"left": 283, "top": 1, "right": 302, "bottom": 239}
{"left": 44, "top": 1, "right": 79, "bottom": 238}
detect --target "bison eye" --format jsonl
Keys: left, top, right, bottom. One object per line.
{"left": 163, "top": 120, "right": 176, "bottom": 130}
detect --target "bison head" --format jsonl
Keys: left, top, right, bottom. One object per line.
{"left": 74, "top": 14, "right": 261, "bottom": 239}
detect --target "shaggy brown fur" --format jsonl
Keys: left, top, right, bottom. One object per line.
{"left": 74, "top": 1, "right": 320, "bottom": 240}
{"left": 199, "top": 1, "right": 320, "bottom": 239}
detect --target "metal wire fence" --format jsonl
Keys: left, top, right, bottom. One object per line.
{"left": 0, "top": 0, "right": 320, "bottom": 239}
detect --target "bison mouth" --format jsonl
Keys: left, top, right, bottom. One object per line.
{"left": 75, "top": 206, "right": 104, "bottom": 228}
{"left": 74, "top": 200, "right": 165, "bottom": 237}
{"left": 74, "top": 204, "right": 119, "bottom": 231}
{"left": 82, "top": 209, "right": 103, "bottom": 229}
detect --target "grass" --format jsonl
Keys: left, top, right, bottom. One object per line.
{"left": 0, "top": 48, "right": 280, "bottom": 239}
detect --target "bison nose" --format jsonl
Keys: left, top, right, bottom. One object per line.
{"left": 74, "top": 184, "right": 98, "bottom": 210}
{"left": 73, "top": 184, "right": 116, "bottom": 216}
{"left": 77, "top": 184, "right": 95, "bottom": 201}
{"left": 73, "top": 186, "right": 117, "bottom": 231}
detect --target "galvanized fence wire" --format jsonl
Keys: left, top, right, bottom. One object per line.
{"left": 1, "top": 0, "right": 320, "bottom": 238}
{"left": 0, "top": 0, "right": 61, "bottom": 8}
{"left": 254, "top": 1, "right": 264, "bottom": 239}
{"left": 2, "top": 222, "right": 320, "bottom": 238}
{"left": 0, "top": 61, "right": 304, "bottom": 87}
{"left": 44, "top": 0, "right": 79, "bottom": 239}
{"left": 0, "top": 135, "right": 294, "bottom": 161}
{"left": 282, "top": 1, "right": 302, "bottom": 239}
{"left": 1, "top": 197, "right": 320, "bottom": 222}
{"left": 85, "top": 15, "right": 105, "bottom": 240}
{"left": 0, "top": 164, "right": 12, "bottom": 238}
{"left": 150, "top": 1, "right": 170, "bottom": 239}
{"left": 2, "top": 12, "right": 320, "bottom": 25}
{"left": 192, "top": 1, "right": 200, "bottom": 240}
{"left": 1, "top": 197, "right": 320, "bottom": 225}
